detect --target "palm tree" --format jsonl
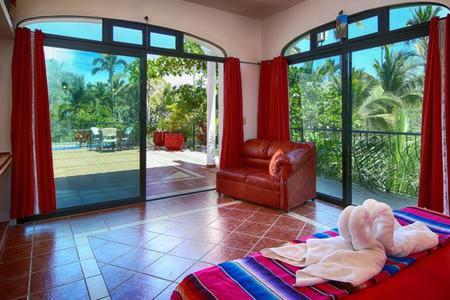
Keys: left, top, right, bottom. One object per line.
{"left": 406, "top": 5, "right": 442, "bottom": 62}
{"left": 91, "top": 54, "right": 128, "bottom": 117}
{"left": 358, "top": 46, "right": 422, "bottom": 192}
{"left": 373, "top": 46, "right": 421, "bottom": 97}
{"left": 406, "top": 5, "right": 442, "bottom": 26}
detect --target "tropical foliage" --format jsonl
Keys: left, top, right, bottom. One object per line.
{"left": 289, "top": 11, "right": 429, "bottom": 199}
{"left": 47, "top": 41, "right": 209, "bottom": 147}
{"left": 47, "top": 53, "right": 140, "bottom": 144}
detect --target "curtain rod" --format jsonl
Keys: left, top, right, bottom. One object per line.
{"left": 240, "top": 60, "right": 260, "bottom": 65}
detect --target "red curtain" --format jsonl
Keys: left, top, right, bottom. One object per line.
{"left": 10, "top": 28, "right": 56, "bottom": 219}
{"left": 418, "top": 16, "right": 450, "bottom": 214}
{"left": 34, "top": 31, "right": 56, "bottom": 214}
{"left": 257, "top": 60, "right": 271, "bottom": 139}
{"left": 257, "top": 56, "right": 290, "bottom": 141}
{"left": 220, "top": 57, "right": 244, "bottom": 169}
{"left": 11, "top": 28, "right": 35, "bottom": 219}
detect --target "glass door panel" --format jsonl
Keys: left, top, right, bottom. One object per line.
{"left": 289, "top": 55, "right": 343, "bottom": 200}
{"left": 351, "top": 38, "right": 425, "bottom": 209}
{"left": 45, "top": 47, "right": 141, "bottom": 209}
{"left": 146, "top": 54, "right": 217, "bottom": 200}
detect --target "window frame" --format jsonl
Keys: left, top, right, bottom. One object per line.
{"left": 282, "top": 2, "right": 448, "bottom": 62}
{"left": 18, "top": 16, "right": 227, "bottom": 62}
{"left": 183, "top": 33, "right": 226, "bottom": 58}
{"left": 283, "top": 2, "right": 449, "bottom": 207}
{"left": 16, "top": 15, "right": 227, "bottom": 219}
{"left": 107, "top": 19, "right": 146, "bottom": 46}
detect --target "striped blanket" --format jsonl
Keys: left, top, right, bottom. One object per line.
{"left": 172, "top": 207, "right": 450, "bottom": 299}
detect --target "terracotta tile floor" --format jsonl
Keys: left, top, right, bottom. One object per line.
{"left": 0, "top": 191, "right": 343, "bottom": 300}
{"left": 146, "top": 160, "right": 217, "bottom": 200}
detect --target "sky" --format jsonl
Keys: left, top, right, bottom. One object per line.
{"left": 44, "top": 47, "right": 198, "bottom": 87}
{"left": 290, "top": 5, "right": 448, "bottom": 59}
{"left": 38, "top": 4, "right": 448, "bottom": 87}
{"left": 44, "top": 47, "right": 136, "bottom": 84}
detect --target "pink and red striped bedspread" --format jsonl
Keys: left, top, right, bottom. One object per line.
{"left": 172, "top": 207, "right": 450, "bottom": 299}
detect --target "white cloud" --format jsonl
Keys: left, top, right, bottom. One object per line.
{"left": 44, "top": 46, "right": 74, "bottom": 62}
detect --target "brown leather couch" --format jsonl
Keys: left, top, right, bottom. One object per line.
{"left": 216, "top": 139, "right": 316, "bottom": 211}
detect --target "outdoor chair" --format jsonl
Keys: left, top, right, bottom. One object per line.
{"left": 100, "top": 127, "right": 118, "bottom": 151}
{"left": 121, "top": 127, "right": 134, "bottom": 150}
{"left": 89, "top": 127, "right": 100, "bottom": 151}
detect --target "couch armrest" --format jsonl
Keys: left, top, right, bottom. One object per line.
{"left": 279, "top": 143, "right": 317, "bottom": 211}
{"left": 279, "top": 144, "right": 316, "bottom": 179}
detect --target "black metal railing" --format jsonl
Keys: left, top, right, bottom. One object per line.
{"left": 51, "top": 120, "right": 217, "bottom": 152}
{"left": 291, "top": 127, "right": 421, "bottom": 198}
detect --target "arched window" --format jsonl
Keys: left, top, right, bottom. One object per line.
{"left": 21, "top": 17, "right": 103, "bottom": 41}
{"left": 184, "top": 34, "right": 226, "bottom": 58}
{"left": 17, "top": 16, "right": 227, "bottom": 214}
{"left": 283, "top": 3, "right": 449, "bottom": 208}
{"left": 283, "top": 3, "right": 449, "bottom": 57}
{"left": 20, "top": 16, "right": 227, "bottom": 59}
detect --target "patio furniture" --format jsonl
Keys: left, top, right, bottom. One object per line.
{"left": 164, "top": 133, "right": 184, "bottom": 151}
{"left": 89, "top": 127, "right": 100, "bottom": 151}
{"left": 120, "top": 126, "right": 134, "bottom": 150}
{"left": 100, "top": 127, "right": 118, "bottom": 151}
{"left": 216, "top": 139, "right": 316, "bottom": 212}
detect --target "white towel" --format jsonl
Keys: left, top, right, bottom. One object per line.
{"left": 261, "top": 199, "right": 439, "bottom": 287}
{"left": 360, "top": 199, "right": 439, "bottom": 257}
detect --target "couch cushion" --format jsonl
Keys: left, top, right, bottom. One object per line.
{"left": 243, "top": 157, "right": 270, "bottom": 169}
{"left": 217, "top": 167, "right": 262, "bottom": 182}
{"left": 241, "top": 139, "right": 270, "bottom": 159}
{"left": 245, "top": 172, "right": 280, "bottom": 191}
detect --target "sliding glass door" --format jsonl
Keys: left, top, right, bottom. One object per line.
{"left": 289, "top": 55, "right": 344, "bottom": 203}
{"left": 288, "top": 39, "right": 427, "bottom": 208}
{"left": 45, "top": 46, "right": 143, "bottom": 209}
{"left": 350, "top": 38, "right": 425, "bottom": 209}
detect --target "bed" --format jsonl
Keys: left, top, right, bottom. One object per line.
{"left": 172, "top": 207, "right": 450, "bottom": 299}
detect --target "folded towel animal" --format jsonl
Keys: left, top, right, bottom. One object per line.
{"left": 261, "top": 199, "right": 439, "bottom": 287}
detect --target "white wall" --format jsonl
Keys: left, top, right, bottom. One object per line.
{"left": 261, "top": 0, "right": 450, "bottom": 59}
{"left": 241, "top": 63, "right": 259, "bottom": 140}
{"left": 16, "top": 0, "right": 262, "bottom": 62}
{"left": 0, "top": 38, "right": 13, "bottom": 221}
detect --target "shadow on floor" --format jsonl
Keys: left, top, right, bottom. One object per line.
{"left": 55, "top": 161, "right": 216, "bottom": 209}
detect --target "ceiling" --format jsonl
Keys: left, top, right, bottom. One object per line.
{"left": 182, "top": 0, "right": 306, "bottom": 20}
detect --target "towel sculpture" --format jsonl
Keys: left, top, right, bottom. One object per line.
{"left": 261, "top": 199, "right": 439, "bottom": 287}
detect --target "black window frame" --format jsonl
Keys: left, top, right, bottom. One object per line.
{"left": 282, "top": 2, "right": 448, "bottom": 62}
{"left": 283, "top": 2, "right": 449, "bottom": 207}
{"left": 108, "top": 20, "right": 146, "bottom": 47}
{"left": 148, "top": 26, "right": 182, "bottom": 53}
{"left": 17, "top": 15, "right": 227, "bottom": 220}
{"left": 19, "top": 16, "right": 227, "bottom": 62}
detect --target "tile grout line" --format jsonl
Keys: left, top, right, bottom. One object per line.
{"left": 151, "top": 204, "right": 264, "bottom": 299}
{"left": 295, "top": 222, "right": 308, "bottom": 240}
{"left": 21, "top": 198, "right": 335, "bottom": 299}
{"left": 70, "top": 199, "right": 241, "bottom": 299}
{"left": 146, "top": 186, "right": 216, "bottom": 200}
{"left": 26, "top": 222, "right": 36, "bottom": 299}
{"left": 287, "top": 211, "right": 331, "bottom": 229}
{"left": 70, "top": 209, "right": 106, "bottom": 300}
{"left": 246, "top": 212, "right": 284, "bottom": 254}
{"left": 198, "top": 205, "right": 262, "bottom": 262}
{"left": 73, "top": 200, "right": 241, "bottom": 240}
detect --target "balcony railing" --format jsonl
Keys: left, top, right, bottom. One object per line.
{"left": 51, "top": 120, "right": 217, "bottom": 152}
{"left": 291, "top": 127, "right": 421, "bottom": 198}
